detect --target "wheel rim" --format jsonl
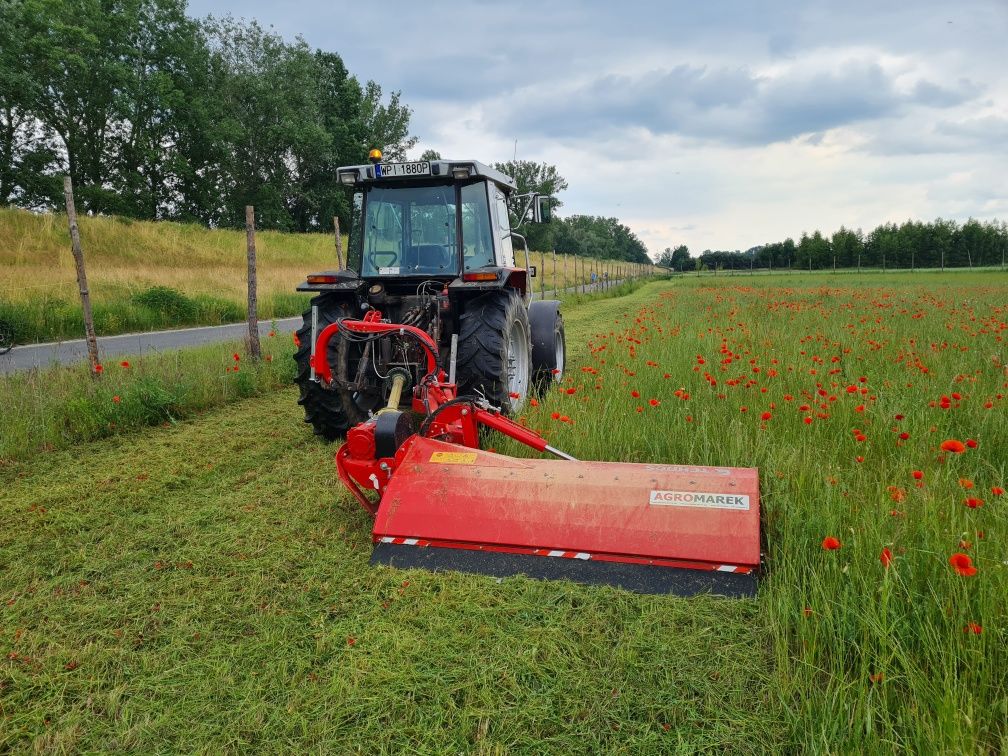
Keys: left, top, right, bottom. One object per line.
{"left": 553, "top": 328, "right": 565, "bottom": 382}
{"left": 506, "top": 318, "right": 530, "bottom": 405}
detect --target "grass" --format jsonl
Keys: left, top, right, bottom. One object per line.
{"left": 2, "top": 272, "right": 1006, "bottom": 752}
{"left": 0, "top": 206, "right": 657, "bottom": 343}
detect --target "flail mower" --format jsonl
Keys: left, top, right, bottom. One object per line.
{"left": 295, "top": 152, "right": 761, "bottom": 597}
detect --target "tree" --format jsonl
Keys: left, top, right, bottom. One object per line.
{"left": 419, "top": 148, "right": 441, "bottom": 161}
{"left": 361, "top": 81, "right": 416, "bottom": 161}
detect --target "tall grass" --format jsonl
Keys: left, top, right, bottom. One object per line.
{"left": 1, "top": 206, "right": 659, "bottom": 343}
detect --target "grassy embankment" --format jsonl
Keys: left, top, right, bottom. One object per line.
{"left": 2, "top": 272, "right": 1006, "bottom": 752}
{"left": 0, "top": 206, "right": 658, "bottom": 344}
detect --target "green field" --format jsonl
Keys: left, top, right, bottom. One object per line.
{"left": 1, "top": 273, "right": 1005, "bottom": 752}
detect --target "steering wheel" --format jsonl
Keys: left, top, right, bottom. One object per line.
{"left": 368, "top": 250, "right": 399, "bottom": 270}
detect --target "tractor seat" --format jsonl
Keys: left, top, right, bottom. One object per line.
{"left": 405, "top": 244, "right": 452, "bottom": 272}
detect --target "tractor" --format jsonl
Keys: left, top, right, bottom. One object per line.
{"left": 293, "top": 152, "right": 564, "bottom": 440}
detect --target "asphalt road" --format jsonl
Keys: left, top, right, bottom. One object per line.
{"left": 0, "top": 280, "right": 623, "bottom": 376}
{"left": 0, "top": 317, "right": 302, "bottom": 375}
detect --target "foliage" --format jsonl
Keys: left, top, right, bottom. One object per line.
{"left": 0, "top": 1, "right": 416, "bottom": 231}
{"left": 696, "top": 218, "right": 1008, "bottom": 270}
{"left": 657, "top": 244, "right": 690, "bottom": 269}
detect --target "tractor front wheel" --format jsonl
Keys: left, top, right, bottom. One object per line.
{"left": 456, "top": 290, "right": 532, "bottom": 414}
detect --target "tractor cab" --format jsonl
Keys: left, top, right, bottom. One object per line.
{"left": 301, "top": 156, "right": 551, "bottom": 291}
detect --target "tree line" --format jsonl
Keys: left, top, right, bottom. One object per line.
{"left": 489, "top": 159, "right": 651, "bottom": 264}
{"left": 659, "top": 218, "right": 1008, "bottom": 272}
{"left": 0, "top": 0, "right": 415, "bottom": 231}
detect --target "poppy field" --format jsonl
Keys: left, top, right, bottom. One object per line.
{"left": 1, "top": 273, "right": 1005, "bottom": 752}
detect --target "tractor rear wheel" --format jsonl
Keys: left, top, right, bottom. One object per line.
{"left": 456, "top": 290, "right": 532, "bottom": 414}
{"left": 294, "top": 295, "right": 364, "bottom": 441}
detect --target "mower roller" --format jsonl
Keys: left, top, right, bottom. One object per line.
{"left": 313, "top": 312, "right": 761, "bottom": 598}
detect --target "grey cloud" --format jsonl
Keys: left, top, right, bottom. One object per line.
{"left": 489, "top": 61, "right": 975, "bottom": 146}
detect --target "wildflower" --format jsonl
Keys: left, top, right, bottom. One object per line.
{"left": 529, "top": 398, "right": 539, "bottom": 407}
{"left": 898, "top": 432, "right": 910, "bottom": 441}
{"left": 631, "top": 389, "right": 640, "bottom": 398}
{"left": 958, "top": 478, "right": 974, "bottom": 489}
{"left": 880, "top": 548, "right": 893, "bottom": 568}
{"left": 559, "top": 415, "right": 571, "bottom": 424}
{"left": 113, "top": 395, "right": 121, "bottom": 404}
{"left": 565, "top": 387, "right": 576, "bottom": 395}
{"left": 550, "top": 412, "right": 560, "bottom": 420}
{"left": 964, "top": 497, "right": 983, "bottom": 509}
{"left": 963, "top": 623, "right": 982, "bottom": 635}
{"left": 120, "top": 360, "right": 131, "bottom": 368}
{"left": 265, "top": 355, "right": 273, "bottom": 362}
{"left": 803, "top": 416, "right": 813, "bottom": 425}
{"left": 821, "top": 536, "right": 841, "bottom": 551}
{"left": 992, "top": 486, "right": 1004, "bottom": 496}
{"left": 760, "top": 411, "right": 772, "bottom": 421}
{"left": 233, "top": 353, "right": 240, "bottom": 362}
{"left": 855, "top": 455, "right": 864, "bottom": 463}
{"left": 509, "top": 392, "right": 520, "bottom": 399}
{"left": 869, "top": 672, "right": 884, "bottom": 684}
{"left": 912, "top": 470, "right": 923, "bottom": 480}
{"left": 94, "top": 364, "right": 104, "bottom": 374}
{"left": 346, "top": 636, "right": 357, "bottom": 646}
{"left": 802, "top": 607, "right": 813, "bottom": 617}
{"left": 965, "top": 438, "right": 978, "bottom": 449}
{"left": 948, "top": 553, "right": 977, "bottom": 576}
{"left": 649, "top": 398, "right": 660, "bottom": 407}
{"left": 940, "top": 439, "right": 966, "bottom": 453}
{"left": 268, "top": 330, "right": 276, "bottom": 338}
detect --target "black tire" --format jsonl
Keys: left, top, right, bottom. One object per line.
{"left": 293, "top": 295, "right": 367, "bottom": 441}
{"left": 528, "top": 300, "right": 565, "bottom": 394}
{"left": 456, "top": 290, "right": 532, "bottom": 414}
{"left": 0, "top": 319, "right": 13, "bottom": 356}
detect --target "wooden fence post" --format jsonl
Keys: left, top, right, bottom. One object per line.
{"left": 540, "top": 249, "right": 545, "bottom": 299}
{"left": 580, "top": 256, "right": 586, "bottom": 294}
{"left": 552, "top": 249, "right": 557, "bottom": 297}
{"left": 245, "top": 205, "right": 262, "bottom": 361}
{"left": 63, "top": 177, "right": 100, "bottom": 375}
{"left": 333, "top": 216, "right": 344, "bottom": 269}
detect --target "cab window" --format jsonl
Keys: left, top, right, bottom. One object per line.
{"left": 461, "top": 182, "right": 494, "bottom": 269}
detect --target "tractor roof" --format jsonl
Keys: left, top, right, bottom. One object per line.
{"left": 337, "top": 159, "right": 517, "bottom": 193}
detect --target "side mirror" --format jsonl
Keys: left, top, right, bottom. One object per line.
{"left": 533, "top": 195, "right": 553, "bottom": 223}
{"left": 529, "top": 265, "right": 537, "bottom": 277}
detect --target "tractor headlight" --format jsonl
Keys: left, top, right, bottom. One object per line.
{"left": 338, "top": 170, "right": 358, "bottom": 185}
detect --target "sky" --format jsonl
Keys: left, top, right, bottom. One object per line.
{"left": 188, "top": 0, "right": 1008, "bottom": 258}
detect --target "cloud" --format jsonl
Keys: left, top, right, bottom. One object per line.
{"left": 486, "top": 59, "right": 981, "bottom": 147}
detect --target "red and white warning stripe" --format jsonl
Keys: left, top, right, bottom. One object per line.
{"left": 376, "top": 535, "right": 752, "bottom": 574}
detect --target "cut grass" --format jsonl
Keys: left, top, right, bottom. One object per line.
{"left": 0, "top": 206, "right": 657, "bottom": 343}
{"left": 2, "top": 272, "right": 1005, "bottom": 752}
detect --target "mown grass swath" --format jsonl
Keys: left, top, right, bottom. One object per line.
{"left": 1, "top": 273, "right": 1005, "bottom": 752}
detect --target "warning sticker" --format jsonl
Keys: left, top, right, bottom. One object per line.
{"left": 649, "top": 490, "right": 750, "bottom": 510}
{"left": 429, "top": 451, "right": 477, "bottom": 465}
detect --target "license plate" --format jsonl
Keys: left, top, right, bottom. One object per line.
{"left": 378, "top": 161, "right": 430, "bottom": 178}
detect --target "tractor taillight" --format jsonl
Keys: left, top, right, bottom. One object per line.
{"left": 307, "top": 274, "right": 339, "bottom": 284}
{"left": 462, "top": 272, "right": 499, "bottom": 282}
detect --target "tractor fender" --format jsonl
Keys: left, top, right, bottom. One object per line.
{"left": 528, "top": 300, "right": 565, "bottom": 384}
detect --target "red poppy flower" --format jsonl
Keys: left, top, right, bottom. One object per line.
{"left": 631, "top": 389, "right": 640, "bottom": 398}
{"left": 120, "top": 360, "right": 131, "bottom": 368}
{"left": 958, "top": 478, "right": 974, "bottom": 489}
{"left": 964, "top": 497, "right": 983, "bottom": 509}
{"left": 649, "top": 398, "right": 660, "bottom": 407}
{"left": 992, "top": 486, "right": 1005, "bottom": 496}
{"left": 232, "top": 352, "right": 240, "bottom": 362}
{"left": 559, "top": 415, "right": 571, "bottom": 424}
{"left": 898, "top": 432, "right": 910, "bottom": 440}
{"left": 346, "top": 636, "right": 357, "bottom": 646}
{"left": 855, "top": 455, "right": 864, "bottom": 463}
{"left": 948, "top": 553, "right": 977, "bottom": 576}
{"left": 94, "top": 364, "right": 104, "bottom": 374}
{"left": 113, "top": 395, "right": 121, "bottom": 404}
{"left": 550, "top": 368, "right": 561, "bottom": 375}
{"left": 965, "top": 438, "right": 978, "bottom": 449}
{"left": 912, "top": 470, "right": 923, "bottom": 480}
{"left": 293, "top": 333, "right": 301, "bottom": 347}
{"left": 803, "top": 416, "right": 813, "bottom": 425}
{"left": 963, "top": 622, "right": 982, "bottom": 635}
{"left": 869, "top": 672, "right": 884, "bottom": 684}
{"left": 802, "top": 607, "right": 813, "bottom": 617}
{"left": 880, "top": 547, "right": 893, "bottom": 568}
{"left": 821, "top": 536, "right": 841, "bottom": 551}
{"left": 529, "top": 398, "right": 539, "bottom": 407}
{"left": 940, "top": 439, "right": 966, "bottom": 453}
{"left": 268, "top": 330, "right": 276, "bottom": 338}
{"left": 565, "top": 387, "right": 576, "bottom": 395}
{"left": 761, "top": 411, "right": 772, "bottom": 421}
